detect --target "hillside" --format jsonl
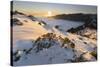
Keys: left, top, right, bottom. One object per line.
{"left": 11, "top": 11, "right": 97, "bottom": 66}
{"left": 51, "top": 13, "right": 97, "bottom": 29}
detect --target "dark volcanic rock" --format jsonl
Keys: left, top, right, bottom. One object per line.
{"left": 27, "top": 15, "right": 37, "bottom": 21}
{"left": 11, "top": 18, "right": 23, "bottom": 27}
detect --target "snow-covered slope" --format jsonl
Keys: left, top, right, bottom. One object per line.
{"left": 39, "top": 18, "right": 84, "bottom": 31}
{"left": 12, "top": 12, "right": 97, "bottom": 66}
{"left": 12, "top": 14, "right": 48, "bottom": 51}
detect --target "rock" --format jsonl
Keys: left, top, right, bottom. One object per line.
{"left": 11, "top": 18, "right": 23, "bottom": 26}
{"left": 34, "top": 33, "right": 59, "bottom": 52}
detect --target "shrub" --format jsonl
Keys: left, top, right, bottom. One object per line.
{"left": 34, "top": 33, "right": 58, "bottom": 52}
{"left": 70, "top": 43, "right": 75, "bottom": 48}
{"left": 90, "top": 51, "right": 97, "bottom": 59}
{"left": 63, "top": 37, "right": 70, "bottom": 44}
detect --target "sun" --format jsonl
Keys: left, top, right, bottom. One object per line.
{"left": 47, "top": 11, "right": 52, "bottom": 17}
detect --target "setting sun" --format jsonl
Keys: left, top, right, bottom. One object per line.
{"left": 47, "top": 11, "right": 52, "bottom": 17}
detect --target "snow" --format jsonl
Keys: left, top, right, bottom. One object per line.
{"left": 12, "top": 13, "right": 97, "bottom": 66}
{"left": 13, "top": 14, "right": 48, "bottom": 51}
{"left": 14, "top": 44, "right": 75, "bottom": 66}
{"left": 39, "top": 18, "right": 84, "bottom": 31}
{"left": 13, "top": 40, "right": 33, "bottom": 52}
{"left": 67, "top": 33, "right": 96, "bottom": 52}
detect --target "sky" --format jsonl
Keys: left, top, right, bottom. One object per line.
{"left": 12, "top": 1, "right": 97, "bottom": 17}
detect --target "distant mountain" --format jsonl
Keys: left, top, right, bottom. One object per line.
{"left": 51, "top": 13, "right": 97, "bottom": 22}
{"left": 51, "top": 13, "right": 97, "bottom": 29}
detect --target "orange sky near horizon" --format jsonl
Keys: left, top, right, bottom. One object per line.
{"left": 12, "top": 1, "right": 97, "bottom": 17}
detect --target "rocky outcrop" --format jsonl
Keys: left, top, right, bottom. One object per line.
{"left": 11, "top": 18, "right": 23, "bottom": 27}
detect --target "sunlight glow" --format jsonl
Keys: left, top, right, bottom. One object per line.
{"left": 48, "top": 11, "right": 52, "bottom": 17}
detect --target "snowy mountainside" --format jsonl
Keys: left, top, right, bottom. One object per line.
{"left": 12, "top": 13, "right": 49, "bottom": 53}
{"left": 11, "top": 12, "right": 97, "bottom": 66}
